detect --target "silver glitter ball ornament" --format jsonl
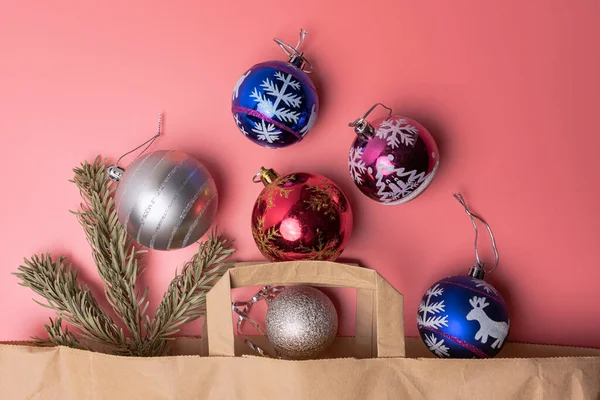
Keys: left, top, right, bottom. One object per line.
{"left": 112, "top": 150, "right": 218, "bottom": 250}
{"left": 265, "top": 286, "right": 338, "bottom": 359}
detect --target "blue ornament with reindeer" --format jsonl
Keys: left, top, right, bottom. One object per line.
{"left": 417, "top": 194, "right": 510, "bottom": 359}
{"left": 231, "top": 29, "right": 319, "bottom": 149}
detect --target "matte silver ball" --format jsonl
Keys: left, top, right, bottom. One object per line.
{"left": 114, "top": 150, "right": 218, "bottom": 250}
{"left": 266, "top": 286, "right": 338, "bottom": 359}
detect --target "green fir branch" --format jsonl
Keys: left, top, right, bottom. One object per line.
{"left": 35, "top": 317, "right": 85, "bottom": 350}
{"left": 14, "top": 254, "right": 129, "bottom": 353}
{"left": 14, "top": 157, "right": 235, "bottom": 356}
{"left": 70, "top": 158, "right": 148, "bottom": 352}
{"left": 142, "top": 231, "right": 234, "bottom": 356}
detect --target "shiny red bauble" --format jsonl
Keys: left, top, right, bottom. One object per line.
{"left": 251, "top": 167, "right": 353, "bottom": 261}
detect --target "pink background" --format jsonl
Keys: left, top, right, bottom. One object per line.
{"left": 2, "top": 0, "right": 599, "bottom": 348}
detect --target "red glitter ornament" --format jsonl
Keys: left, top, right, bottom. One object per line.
{"left": 251, "top": 167, "right": 353, "bottom": 261}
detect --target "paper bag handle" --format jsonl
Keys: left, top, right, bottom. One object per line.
{"left": 206, "top": 261, "right": 405, "bottom": 358}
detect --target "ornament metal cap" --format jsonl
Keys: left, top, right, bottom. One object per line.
{"left": 348, "top": 103, "right": 393, "bottom": 140}
{"left": 274, "top": 29, "right": 313, "bottom": 73}
{"left": 468, "top": 264, "right": 486, "bottom": 280}
{"left": 253, "top": 167, "right": 280, "bottom": 186}
{"left": 107, "top": 165, "right": 125, "bottom": 182}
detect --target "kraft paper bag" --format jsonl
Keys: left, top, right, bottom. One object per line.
{"left": 0, "top": 261, "right": 599, "bottom": 400}
{"left": 205, "top": 260, "right": 406, "bottom": 359}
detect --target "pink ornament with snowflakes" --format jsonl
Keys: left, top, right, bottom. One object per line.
{"left": 348, "top": 104, "right": 439, "bottom": 205}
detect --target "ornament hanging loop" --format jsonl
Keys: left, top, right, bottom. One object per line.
{"left": 253, "top": 166, "right": 280, "bottom": 186}
{"left": 274, "top": 29, "right": 313, "bottom": 73}
{"left": 453, "top": 193, "right": 499, "bottom": 277}
{"left": 252, "top": 171, "right": 263, "bottom": 184}
{"left": 107, "top": 114, "right": 163, "bottom": 182}
{"left": 348, "top": 103, "right": 393, "bottom": 140}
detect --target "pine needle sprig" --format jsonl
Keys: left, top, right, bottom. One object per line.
{"left": 70, "top": 158, "right": 148, "bottom": 352}
{"left": 14, "top": 157, "right": 235, "bottom": 356}
{"left": 14, "top": 254, "right": 129, "bottom": 353}
{"left": 142, "top": 231, "right": 234, "bottom": 356}
{"left": 37, "top": 317, "right": 85, "bottom": 350}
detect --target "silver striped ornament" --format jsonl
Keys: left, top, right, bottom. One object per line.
{"left": 111, "top": 150, "right": 218, "bottom": 250}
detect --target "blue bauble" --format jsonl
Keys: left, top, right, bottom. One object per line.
{"left": 417, "top": 275, "right": 510, "bottom": 358}
{"left": 232, "top": 60, "right": 319, "bottom": 149}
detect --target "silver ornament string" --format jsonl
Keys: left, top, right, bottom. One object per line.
{"left": 453, "top": 193, "right": 499, "bottom": 274}
{"left": 232, "top": 285, "right": 285, "bottom": 358}
{"left": 294, "top": 29, "right": 307, "bottom": 51}
{"left": 115, "top": 114, "right": 162, "bottom": 166}
{"left": 274, "top": 29, "right": 313, "bottom": 73}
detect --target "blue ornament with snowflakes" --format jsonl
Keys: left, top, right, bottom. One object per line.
{"left": 231, "top": 29, "right": 319, "bottom": 149}
{"left": 417, "top": 193, "right": 510, "bottom": 359}
{"left": 417, "top": 272, "right": 510, "bottom": 359}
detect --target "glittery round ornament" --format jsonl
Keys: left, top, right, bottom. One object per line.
{"left": 266, "top": 286, "right": 338, "bottom": 359}
{"left": 251, "top": 167, "right": 353, "bottom": 261}
{"left": 231, "top": 30, "right": 319, "bottom": 149}
{"left": 348, "top": 105, "right": 439, "bottom": 205}
{"left": 112, "top": 150, "right": 218, "bottom": 250}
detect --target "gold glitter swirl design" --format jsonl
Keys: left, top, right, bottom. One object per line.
{"left": 309, "top": 240, "right": 341, "bottom": 261}
{"left": 260, "top": 186, "right": 293, "bottom": 210}
{"left": 303, "top": 179, "right": 343, "bottom": 221}
{"left": 296, "top": 229, "right": 342, "bottom": 261}
{"left": 252, "top": 217, "right": 284, "bottom": 259}
{"left": 257, "top": 175, "right": 297, "bottom": 210}
{"left": 278, "top": 174, "right": 298, "bottom": 185}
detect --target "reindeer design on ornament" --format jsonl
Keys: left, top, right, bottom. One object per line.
{"left": 466, "top": 296, "right": 509, "bottom": 349}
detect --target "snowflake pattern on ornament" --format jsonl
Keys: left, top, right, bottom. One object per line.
{"left": 250, "top": 71, "right": 303, "bottom": 124}
{"left": 251, "top": 120, "right": 281, "bottom": 143}
{"left": 472, "top": 279, "right": 499, "bottom": 296}
{"left": 233, "top": 114, "right": 248, "bottom": 136}
{"left": 424, "top": 333, "right": 450, "bottom": 357}
{"left": 376, "top": 119, "right": 419, "bottom": 149}
{"left": 417, "top": 284, "right": 449, "bottom": 329}
{"left": 233, "top": 70, "right": 251, "bottom": 100}
{"left": 348, "top": 147, "right": 367, "bottom": 184}
{"left": 373, "top": 155, "right": 427, "bottom": 203}
{"left": 300, "top": 104, "right": 317, "bottom": 136}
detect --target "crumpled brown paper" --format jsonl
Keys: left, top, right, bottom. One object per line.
{"left": 1, "top": 261, "right": 599, "bottom": 399}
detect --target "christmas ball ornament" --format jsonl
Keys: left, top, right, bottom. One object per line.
{"left": 417, "top": 194, "right": 510, "bottom": 358}
{"left": 232, "top": 29, "right": 319, "bottom": 149}
{"left": 108, "top": 150, "right": 218, "bottom": 251}
{"left": 347, "top": 103, "right": 439, "bottom": 205}
{"left": 418, "top": 275, "right": 509, "bottom": 359}
{"left": 266, "top": 286, "right": 338, "bottom": 359}
{"left": 251, "top": 167, "right": 353, "bottom": 261}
